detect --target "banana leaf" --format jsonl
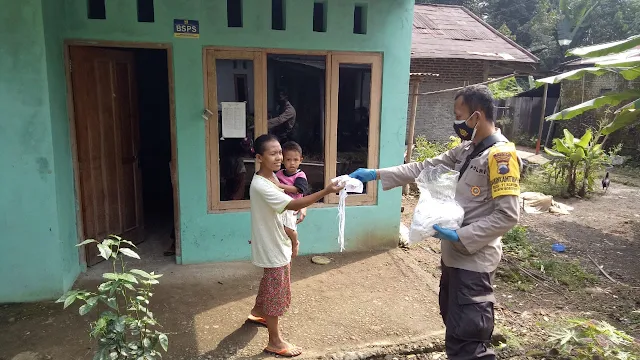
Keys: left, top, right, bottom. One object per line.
{"left": 602, "top": 98, "right": 640, "bottom": 135}
{"left": 563, "top": 129, "right": 575, "bottom": 146}
{"left": 596, "top": 57, "right": 640, "bottom": 68}
{"left": 576, "top": 129, "right": 592, "bottom": 148}
{"left": 567, "top": 35, "right": 640, "bottom": 58}
{"left": 544, "top": 147, "right": 567, "bottom": 158}
{"left": 554, "top": 137, "right": 571, "bottom": 155}
{"left": 536, "top": 67, "right": 611, "bottom": 86}
{"left": 546, "top": 91, "right": 640, "bottom": 121}
{"left": 570, "top": 147, "right": 586, "bottom": 162}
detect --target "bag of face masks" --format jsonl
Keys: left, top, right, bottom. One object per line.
{"left": 409, "top": 164, "right": 465, "bottom": 244}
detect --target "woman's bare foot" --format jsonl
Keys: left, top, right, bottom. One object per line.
{"left": 250, "top": 305, "right": 265, "bottom": 319}
{"left": 265, "top": 340, "right": 302, "bottom": 357}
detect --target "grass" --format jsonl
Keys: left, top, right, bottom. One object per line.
{"left": 520, "top": 168, "right": 567, "bottom": 198}
{"left": 607, "top": 166, "right": 640, "bottom": 188}
{"left": 546, "top": 319, "right": 640, "bottom": 359}
{"left": 500, "top": 226, "right": 597, "bottom": 291}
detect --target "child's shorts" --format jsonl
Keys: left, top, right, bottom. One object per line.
{"left": 282, "top": 210, "right": 298, "bottom": 231}
{"left": 256, "top": 264, "right": 291, "bottom": 317}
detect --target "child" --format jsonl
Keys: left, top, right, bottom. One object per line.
{"left": 247, "top": 134, "right": 343, "bottom": 357}
{"left": 276, "top": 141, "right": 309, "bottom": 258}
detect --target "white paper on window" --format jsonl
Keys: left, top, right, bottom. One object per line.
{"left": 221, "top": 102, "right": 246, "bottom": 139}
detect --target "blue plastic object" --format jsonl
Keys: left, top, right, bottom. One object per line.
{"left": 552, "top": 243, "right": 566, "bottom": 253}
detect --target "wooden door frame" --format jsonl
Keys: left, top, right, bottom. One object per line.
{"left": 64, "top": 40, "right": 180, "bottom": 267}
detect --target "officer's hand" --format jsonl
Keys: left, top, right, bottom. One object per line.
{"left": 433, "top": 225, "right": 460, "bottom": 242}
{"left": 349, "top": 168, "right": 377, "bottom": 183}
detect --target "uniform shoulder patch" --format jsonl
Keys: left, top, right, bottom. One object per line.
{"left": 488, "top": 142, "right": 520, "bottom": 198}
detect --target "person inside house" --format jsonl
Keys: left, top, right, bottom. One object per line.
{"left": 268, "top": 89, "right": 296, "bottom": 143}
{"left": 350, "top": 85, "right": 521, "bottom": 360}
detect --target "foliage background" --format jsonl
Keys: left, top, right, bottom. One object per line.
{"left": 417, "top": 0, "right": 640, "bottom": 72}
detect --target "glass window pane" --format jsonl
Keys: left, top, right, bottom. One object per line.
{"left": 267, "top": 54, "right": 326, "bottom": 202}
{"left": 216, "top": 59, "right": 254, "bottom": 202}
{"left": 336, "top": 63, "right": 372, "bottom": 193}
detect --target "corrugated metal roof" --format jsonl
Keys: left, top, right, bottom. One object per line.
{"left": 412, "top": 4, "right": 538, "bottom": 63}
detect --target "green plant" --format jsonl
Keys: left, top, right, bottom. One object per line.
{"left": 544, "top": 128, "right": 610, "bottom": 196}
{"left": 549, "top": 319, "right": 640, "bottom": 359}
{"left": 500, "top": 226, "right": 596, "bottom": 290}
{"left": 57, "top": 235, "right": 168, "bottom": 360}
{"left": 537, "top": 34, "right": 640, "bottom": 136}
{"left": 413, "top": 136, "right": 461, "bottom": 162}
{"left": 513, "top": 133, "right": 538, "bottom": 148}
{"left": 488, "top": 76, "right": 524, "bottom": 99}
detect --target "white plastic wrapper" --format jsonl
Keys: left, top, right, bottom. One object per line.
{"left": 332, "top": 175, "right": 364, "bottom": 251}
{"left": 409, "top": 164, "right": 465, "bottom": 244}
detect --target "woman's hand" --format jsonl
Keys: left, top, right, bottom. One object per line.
{"left": 325, "top": 180, "right": 346, "bottom": 194}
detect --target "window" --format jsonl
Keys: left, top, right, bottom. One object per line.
{"left": 313, "top": 2, "right": 327, "bottom": 33}
{"left": 227, "top": 0, "right": 243, "bottom": 28}
{"left": 205, "top": 50, "right": 262, "bottom": 210}
{"left": 328, "top": 54, "right": 381, "bottom": 205}
{"left": 204, "top": 49, "right": 381, "bottom": 212}
{"left": 599, "top": 88, "right": 613, "bottom": 96}
{"left": 272, "top": 0, "right": 286, "bottom": 31}
{"left": 353, "top": 5, "right": 367, "bottom": 34}
{"left": 87, "top": 0, "right": 106, "bottom": 19}
{"left": 267, "top": 54, "right": 327, "bottom": 201}
{"left": 234, "top": 74, "right": 248, "bottom": 103}
{"left": 137, "top": 0, "right": 154, "bottom": 22}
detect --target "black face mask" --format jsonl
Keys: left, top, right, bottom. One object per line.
{"left": 453, "top": 112, "right": 478, "bottom": 141}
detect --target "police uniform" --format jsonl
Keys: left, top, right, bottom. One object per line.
{"left": 378, "top": 130, "right": 520, "bottom": 360}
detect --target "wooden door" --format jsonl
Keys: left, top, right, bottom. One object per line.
{"left": 70, "top": 47, "right": 144, "bottom": 266}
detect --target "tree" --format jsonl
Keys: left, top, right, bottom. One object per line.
{"left": 537, "top": 35, "right": 640, "bottom": 137}
{"left": 498, "top": 24, "right": 517, "bottom": 41}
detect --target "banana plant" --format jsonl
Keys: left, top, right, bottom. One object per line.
{"left": 536, "top": 35, "right": 640, "bottom": 136}
{"left": 544, "top": 128, "right": 609, "bottom": 196}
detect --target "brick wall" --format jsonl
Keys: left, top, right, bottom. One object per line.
{"left": 408, "top": 58, "right": 487, "bottom": 142}
{"left": 557, "top": 72, "right": 640, "bottom": 158}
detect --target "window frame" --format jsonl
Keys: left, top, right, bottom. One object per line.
{"left": 327, "top": 53, "right": 382, "bottom": 205}
{"left": 204, "top": 47, "right": 382, "bottom": 213}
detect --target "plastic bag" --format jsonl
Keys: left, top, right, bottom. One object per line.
{"left": 332, "top": 175, "right": 364, "bottom": 251}
{"left": 409, "top": 164, "right": 465, "bottom": 244}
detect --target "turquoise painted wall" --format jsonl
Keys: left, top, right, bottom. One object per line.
{"left": 0, "top": 0, "right": 80, "bottom": 302}
{"left": 0, "top": 0, "right": 412, "bottom": 302}
{"left": 42, "top": 0, "right": 83, "bottom": 290}
{"left": 57, "top": 0, "right": 414, "bottom": 265}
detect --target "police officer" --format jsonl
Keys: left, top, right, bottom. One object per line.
{"left": 350, "top": 85, "right": 520, "bottom": 360}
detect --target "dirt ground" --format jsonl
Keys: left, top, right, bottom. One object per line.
{"left": 399, "top": 179, "right": 640, "bottom": 358}
{"left": 1, "top": 176, "right": 639, "bottom": 359}
{"left": 0, "top": 244, "right": 445, "bottom": 360}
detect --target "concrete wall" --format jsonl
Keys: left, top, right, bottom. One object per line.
{"left": 1, "top": 0, "right": 414, "bottom": 301}
{"left": 558, "top": 72, "right": 640, "bottom": 158}
{"left": 409, "top": 58, "right": 487, "bottom": 142}
{"left": 0, "top": 0, "right": 80, "bottom": 302}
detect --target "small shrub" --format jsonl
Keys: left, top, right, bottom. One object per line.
{"left": 57, "top": 235, "right": 168, "bottom": 360}
{"left": 502, "top": 225, "right": 537, "bottom": 259}
{"left": 548, "top": 319, "right": 640, "bottom": 359}
{"left": 413, "top": 136, "right": 461, "bottom": 162}
{"left": 513, "top": 133, "right": 538, "bottom": 148}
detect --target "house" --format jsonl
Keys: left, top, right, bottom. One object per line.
{"left": 0, "top": 0, "right": 414, "bottom": 303}
{"left": 409, "top": 4, "right": 539, "bottom": 142}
